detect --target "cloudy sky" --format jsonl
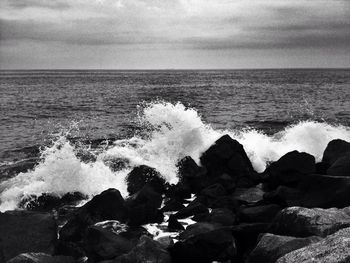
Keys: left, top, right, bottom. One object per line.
{"left": 0, "top": 0, "right": 349, "bottom": 69}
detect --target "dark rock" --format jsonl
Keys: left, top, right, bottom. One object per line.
{"left": 216, "top": 173, "right": 236, "bottom": 193}
{"left": 165, "top": 183, "right": 191, "bottom": 200}
{"left": 264, "top": 151, "right": 315, "bottom": 189}
{"left": 6, "top": 253, "right": 75, "bottom": 263}
{"left": 298, "top": 174, "right": 350, "bottom": 208}
{"left": 54, "top": 240, "right": 86, "bottom": 259}
{"left": 315, "top": 161, "right": 329, "bottom": 174}
{"left": 83, "top": 220, "right": 149, "bottom": 261}
{"left": 247, "top": 233, "right": 322, "bottom": 263}
{"left": 200, "top": 135, "right": 256, "bottom": 185}
{"left": 126, "top": 186, "right": 164, "bottom": 226}
{"left": 192, "top": 208, "right": 236, "bottom": 226}
{"left": 200, "top": 183, "right": 227, "bottom": 199}
{"left": 263, "top": 186, "right": 301, "bottom": 207}
{"left": 113, "top": 235, "right": 171, "bottom": 263}
{"left": 179, "top": 222, "right": 221, "bottom": 240}
{"left": 276, "top": 227, "right": 350, "bottom": 263}
{"left": 0, "top": 211, "right": 57, "bottom": 262}
{"left": 231, "top": 223, "right": 270, "bottom": 261}
{"left": 126, "top": 165, "right": 166, "bottom": 195}
{"left": 177, "top": 156, "right": 205, "bottom": 180}
{"left": 239, "top": 204, "right": 282, "bottom": 223}
{"left": 167, "top": 215, "right": 184, "bottom": 231}
{"left": 161, "top": 199, "right": 185, "bottom": 212}
{"left": 103, "top": 157, "right": 130, "bottom": 172}
{"left": 208, "top": 195, "right": 239, "bottom": 211}
{"left": 322, "top": 139, "right": 350, "bottom": 166}
{"left": 233, "top": 184, "right": 265, "bottom": 205}
{"left": 169, "top": 227, "right": 236, "bottom": 263}
{"left": 59, "top": 188, "right": 128, "bottom": 242}
{"left": 271, "top": 206, "right": 350, "bottom": 237}
{"left": 327, "top": 152, "right": 350, "bottom": 176}
{"left": 174, "top": 200, "right": 208, "bottom": 219}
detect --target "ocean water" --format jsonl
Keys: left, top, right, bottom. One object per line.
{"left": 0, "top": 69, "right": 350, "bottom": 211}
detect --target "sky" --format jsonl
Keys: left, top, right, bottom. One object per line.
{"left": 0, "top": 0, "right": 349, "bottom": 69}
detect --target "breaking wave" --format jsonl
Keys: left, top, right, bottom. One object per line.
{"left": 1, "top": 102, "right": 349, "bottom": 211}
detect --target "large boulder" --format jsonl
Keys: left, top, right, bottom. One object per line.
{"left": 174, "top": 199, "right": 208, "bottom": 219}
{"left": 200, "top": 135, "right": 256, "bottom": 186}
{"left": 193, "top": 208, "right": 236, "bottom": 226}
{"left": 264, "top": 151, "right": 315, "bottom": 189}
{"left": 125, "top": 186, "right": 163, "bottom": 226}
{"left": 169, "top": 227, "right": 236, "bottom": 263}
{"left": 233, "top": 184, "right": 265, "bottom": 205}
{"left": 322, "top": 139, "right": 350, "bottom": 166}
{"left": 247, "top": 233, "right": 322, "bottom": 263}
{"left": 83, "top": 221, "right": 148, "bottom": 261}
{"left": 0, "top": 211, "right": 57, "bottom": 262}
{"left": 59, "top": 188, "right": 128, "bottom": 242}
{"left": 327, "top": 152, "right": 350, "bottom": 177}
{"left": 271, "top": 206, "right": 350, "bottom": 237}
{"left": 126, "top": 165, "right": 166, "bottom": 195}
{"left": 276, "top": 227, "right": 350, "bottom": 263}
{"left": 6, "top": 253, "right": 75, "bottom": 263}
{"left": 239, "top": 204, "right": 282, "bottom": 223}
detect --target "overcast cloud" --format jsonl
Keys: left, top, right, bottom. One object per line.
{"left": 0, "top": 0, "right": 349, "bottom": 69}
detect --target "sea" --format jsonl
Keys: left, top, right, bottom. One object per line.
{"left": 0, "top": 69, "right": 350, "bottom": 211}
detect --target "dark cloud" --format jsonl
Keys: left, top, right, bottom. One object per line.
{"left": 7, "top": 0, "right": 70, "bottom": 10}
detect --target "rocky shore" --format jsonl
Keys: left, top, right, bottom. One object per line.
{"left": 1, "top": 135, "right": 350, "bottom": 263}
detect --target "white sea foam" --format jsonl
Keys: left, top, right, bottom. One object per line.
{"left": 0, "top": 101, "right": 349, "bottom": 211}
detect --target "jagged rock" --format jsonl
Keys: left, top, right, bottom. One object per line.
{"left": 239, "top": 204, "right": 281, "bottom": 223}
{"left": 247, "top": 233, "right": 322, "bottom": 263}
{"left": 192, "top": 208, "right": 236, "bottom": 226}
{"left": 233, "top": 184, "right": 265, "bottom": 204}
{"left": 126, "top": 165, "right": 166, "bottom": 195}
{"left": 264, "top": 151, "right": 315, "bottom": 189}
{"left": 200, "top": 183, "right": 227, "bottom": 200}
{"left": 200, "top": 135, "right": 256, "bottom": 186}
{"left": 161, "top": 199, "right": 185, "bottom": 212}
{"left": 177, "top": 156, "right": 205, "bottom": 180}
{"left": 83, "top": 220, "right": 149, "bottom": 261}
{"left": 6, "top": 253, "right": 75, "bottom": 263}
{"left": 169, "top": 227, "right": 236, "bottom": 263}
{"left": 276, "top": 227, "right": 350, "bottom": 263}
{"left": 322, "top": 139, "right": 350, "bottom": 166}
{"left": 263, "top": 186, "right": 301, "bottom": 207}
{"left": 327, "top": 152, "right": 350, "bottom": 176}
{"left": 0, "top": 211, "right": 57, "bottom": 262}
{"left": 167, "top": 215, "right": 184, "bottom": 231}
{"left": 59, "top": 188, "right": 128, "bottom": 242}
{"left": 271, "top": 206, "right": 350, "bottom": 237}
{"left": 174, "top": 200, "right": 208, "bottom": 219}
{"left": 208, "top": 195, "right": 239, "bottom": 211}
{"left": 165, "top": 183, "right": 191, "bottom": 200}
{"left": 126, "top": 186, "right": 163, "bottom": 226}
{"left": 113, "top": 236, "right": 171, "bottom": 263}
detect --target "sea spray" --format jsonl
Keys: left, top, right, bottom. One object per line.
{"left": 1, "top": 101, "right": 350, "bottom": 211}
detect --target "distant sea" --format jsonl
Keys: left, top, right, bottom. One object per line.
{"left": 0, "top": 69, "right": 349, "bottom": 210}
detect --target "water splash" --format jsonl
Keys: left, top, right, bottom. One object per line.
{"left": 1, "top": 101, "right": 349, "bottom": 211}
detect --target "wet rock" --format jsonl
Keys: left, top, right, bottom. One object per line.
{"left": 264, "top": 151, "right": 315, "bottom": 189}
{"left": 6, "top": 253, "right": 75, "bottom": 263}
{"left": 0, "top": 211, "right": 57, "bottom": 262}
{"left": 276, "top": 227, "right": 350, "bottom": 263}
{"left": 113, "top": 235, "right": 171, "bottom": 263}
{"left": 167, "top": 215, "right": 184, "bottom": 231}
{"left": 169, "top": 227, "right": 236, "bottom": 263}
{"left": 233, "top": 184, "right": 265, "bottom": 205}
{"left": 161, "top": 199, "right": 185, "bottom": 212}
{"left": 208, "top": 195, "right": 239, "bottom": 211}
{"left": 126, "top": 186, "right": 164, "bottom": 226}
{"left": 231, "top": 223, "right": 270, "bottom": 261}
{"left": 126, "top": 165, "right": 166, "bottom": 195}
{"left": 247, "top": 233, "right": 322, "bottom": 263}
{"left": 174, "top": 200, "right": 208, "bottom": 219}
{"left": 263, "top": 186, "right": 301, "bottom": 207}
{"left": 327, "top": 152, "right": 350, "bottom": 177}
{"left": 165, "top": 183, "right": 191, "bottom": 200}
{"left": 298, "top": 174, "right": 350, "bottom": 208}
{"left": 177, "top": 156, "right": 205, "bottom": 180}
{"left": 192, "top": 208, "right": 236, "bottom": 226}
{"left": 200, "top": 183, "right": 227, "bottom": 200}
{"left": 239, "top": 204, "right": 282, "bottom": 223}
{"left": 83, "top": 220, "right": 148, "bottom": 261}
{"left": 59, "top": 188, "right": 128, "bottom": 242}
{"left": 179, "top": 222, "right": 221, "bottom": 240}
{"left": 271, "top": 206, "right": 350, "bottom": 237}
{"left": 322, "top": 139, "right": 350, "bottom": 166}
{"left": 0, "top": 158, "right": 38, "bottom": 179}
{"left": 200, "top": 135, "right": 256, "bottom": 185}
